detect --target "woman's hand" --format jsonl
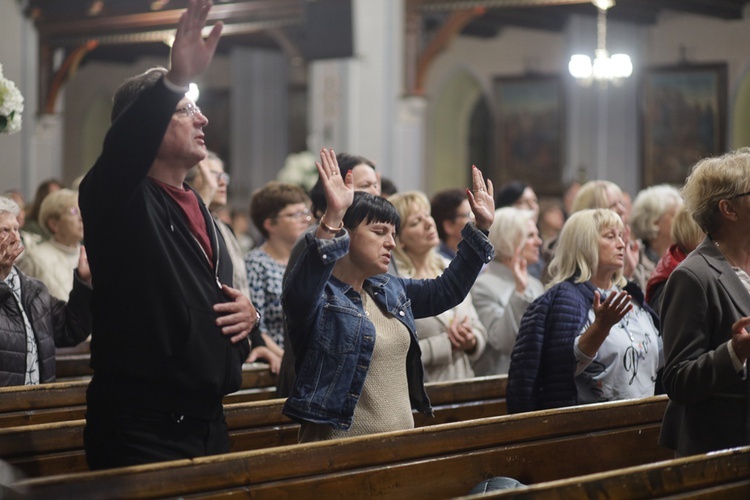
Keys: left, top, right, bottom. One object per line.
{"left": 593, "top": 290, "right": 632, "bottom": 330}
{"left": 510, "top": 244, "right": 528, "bottom": 294}
{"left": 623, "top": 225, "right": 640, "bottom": 280}
{"left": 466, "top": 165, "right": 494, "bottom": 231}
{"left": 448, "top": 316, "right": 477, "bottom": 353}
{"left": 731, "top": 317, "right": 750, "bottom": 363}
{"left": 316, "top": 148, "right": 353, "bottom": 238}
{"left": 77, "top": 245, "right": 92, "bottom": 286}
{"left": 247, "top": 346, "right": 281, "bottom": 374}
{"left": 578, "top": 289, "right": 633, "bottom": 358}
{"left": 195, "top": 159, "right": 219, "bottom": 206}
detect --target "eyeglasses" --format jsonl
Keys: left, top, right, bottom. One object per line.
{"left": 211, "top": 170, "right": 230, "bottom": 184}
{"left": 453, "top": 211, "right": 474, "bottom": 220}
{"left": 277, "top": 209, "right": 312, "bottom": 222}
{"left": 731, "top": 191, "right": 750, "bottom": 199}
{"left": 174, "top": 103, "right": 203, "bottom": 119}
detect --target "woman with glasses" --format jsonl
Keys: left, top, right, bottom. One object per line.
{"left": 19, "top": 188, "right": 83, "bottom": 300}
{"left": 660, "top": 148, "right": 750, "bottom": 457}
{"left": 389, "top": 191, "right": 487, "bottom": 382}
{"left": 244, "top": 181, "right": 312, "bottom": 372}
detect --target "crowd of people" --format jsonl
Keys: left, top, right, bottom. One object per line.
{"left": 2, "top": 0, "right": 749, "bottom": 478}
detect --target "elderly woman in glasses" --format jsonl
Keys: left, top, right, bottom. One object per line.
{"left": 244, "top": 181, "right": 312, "bottom": 373}
{"left": 19, "top": 188, "right": 84, "bottom": 300}
{"left": 660, "top": 148, "right": 750, "bottom": 457}
{"left": 282, "top": 149, "right": 494, "bottom": 441}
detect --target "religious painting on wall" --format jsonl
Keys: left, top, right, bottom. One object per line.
{"left": 640, "top": 63, "right": 727, "bottom": 187}
{"left": 493, "top": 75, "right": 564, "bottom": 196}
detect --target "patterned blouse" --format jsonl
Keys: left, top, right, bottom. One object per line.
{"left": 245, "top": 248, "right": 286, "bottom": 348}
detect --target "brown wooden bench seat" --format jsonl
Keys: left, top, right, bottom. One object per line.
{"left": 481, "top": 444, "right": 750, "bottom": 499}
{"left": 12, "top": 396, "right": 671, "bottom": 499}
{"left": 0, "top": 376, "right": 507, "bottom": 477}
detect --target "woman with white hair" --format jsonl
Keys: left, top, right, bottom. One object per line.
{"left": 389, "top": 191, "right": 487, "bottom": 382}
{"left": 507, "top": 208, "right": 662, "bottom": 413}
{"left": 18, "top": 189, "right": 83, "bottom": 300}
{"left": 0, "top": 196, "right": 91, "bottom": 386}
{"left": 629, "top": 184, "right": 683, "bottom": 291}
{"left": 471, "top": 207, "right": 544, "bottom": 376}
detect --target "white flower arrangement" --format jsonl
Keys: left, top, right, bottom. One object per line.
{"left": 277, "top": 151, "right": 318, "bottom": 191}
{"left": 0, "top": 63, "right": 24, "bottom": 135}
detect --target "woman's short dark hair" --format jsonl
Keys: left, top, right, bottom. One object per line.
{"left": 495, "top": 180, "right": 528, "bottom": 208}
{"left": 310, "top": 152, "right": 375, "bottom": 218}
{"left": 111, "top": 67, "right": 168, "bottom": 123}
{"left": 343, "top": 192, "right": 400, "bottom": 233}
{"left": 430, "top": 188, "right": 466, "bottom": 241}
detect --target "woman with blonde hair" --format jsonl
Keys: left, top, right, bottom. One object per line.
{"left": 507, "top": 208, "right": 661, "bottom": 413}
{"left": 471, "top": 207, "right": 544, "bottom": 375}
{"left": 389, "top": 191, "right": 487, "bottom": 382}
{"left": 660, "top": 148, "right": 750, "bottom": 456}
{"left": 19, "top": 189, "right": 83, "bottom": 300}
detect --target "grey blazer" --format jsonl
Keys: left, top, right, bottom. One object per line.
{"left": 659, "top": 237, "right": 750, "bottom": 456}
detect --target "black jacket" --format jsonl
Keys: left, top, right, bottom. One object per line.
{"left": 0, "top": 268, "right": 91, "bottom": 386}
{"left": 79, "top": 78, "right": 250, "bottom": 418}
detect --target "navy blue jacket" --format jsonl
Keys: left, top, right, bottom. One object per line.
{"left": 507, "top": 280, "right": 594, "bottom": 413}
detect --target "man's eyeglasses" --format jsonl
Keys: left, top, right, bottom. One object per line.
{"left": 211, "top": 170, "right": 230, "bottom": 184}
{"left": 277, "top": 209, "right": 312, "bottom": 222}
{"left": 731, "top": 191, "right": 750, "bottom": 199}
{"left": 174, "top": 103, "right": 203, "bottom": 119}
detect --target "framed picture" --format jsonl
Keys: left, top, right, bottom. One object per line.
{"left": 493, "top": 75, "right": 564, "bottom": 196}
{"left": 640, "top": 63, "right": 727, "bottom": 187}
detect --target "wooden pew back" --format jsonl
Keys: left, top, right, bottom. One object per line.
{"left": 14, "top": 396, "right": 671, "bottom": 499}
{"left": 481, "top": 445, "right": 750, "bottom": 499}
{"left": 1, "top": 376, "right": 507, "bottom": 477}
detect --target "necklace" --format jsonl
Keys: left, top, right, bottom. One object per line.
{"left": 713, "top": 239, "right": 740, "bottom": 269}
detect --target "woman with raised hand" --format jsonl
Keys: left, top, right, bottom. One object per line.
{"left": 471, "top": 206, "right": 544, "bottom": 376}
{"left": 282, "top": 148, "right": 494, "bottom": 441}
{"left": 507, "top": 208, "right": 662, "bottom": 413}
{"left": 389, "top": 191, "right": 487, "bottom": 382}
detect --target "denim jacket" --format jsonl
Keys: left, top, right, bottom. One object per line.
{"left": 282, "top": 223, "right": 494, "bottom": 429}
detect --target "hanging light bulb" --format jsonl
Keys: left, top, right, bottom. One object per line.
{"left": 569, "top": 0, "right": 632, "bottom": 84}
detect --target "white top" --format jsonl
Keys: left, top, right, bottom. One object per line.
{"left": 17, "top": 240, "right": 79, "bottom": 300}
{"left": 574, "top": 286, "right": 663, "bottom": 403}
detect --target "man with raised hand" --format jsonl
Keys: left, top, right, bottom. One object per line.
{"left": 79, "top": 0, "right": 258, "bottom": 469}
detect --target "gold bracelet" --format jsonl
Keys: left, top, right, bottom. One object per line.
{"left": 319, "top": 219, "right": 344, "bottom": 234}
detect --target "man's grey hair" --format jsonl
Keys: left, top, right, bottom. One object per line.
{"left": 0, "top": 197, "right": 21, "bottom": 217}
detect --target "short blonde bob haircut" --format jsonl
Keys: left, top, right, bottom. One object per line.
{"left": 547, "top": 208, "right": 627, "bottom": 289}
{"left": 389, "top": 191, "right": 446, "bottom": 279}
{"left": 671, "top": 204, "right": 705, "bottom": 254}
{"left": 39, "top": 189, "right": 78, "bottom": 233}
{"left": 488, "top": 206, "right": 536, "bottom": 261}
{"left": 681, "top": 148, "right": 750, "bottom": 235}
{"left": 571, "top": 180, "right": 623, "bottom": 213}
{"left": 630, "top": 184, "right": 683, "bottom": 243}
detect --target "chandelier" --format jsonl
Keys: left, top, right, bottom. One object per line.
{"left": 568, "top": 0, "right": 632, "bottom": 83}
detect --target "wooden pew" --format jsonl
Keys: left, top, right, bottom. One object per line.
{"left": 12, "top": 396, "right": 671, "bottom": 499}
{"left": 55, "top": 356, "right": 278, "bottom": 388}
{"left": 482, "top": 445, "right": 750, "bottom": 499}
{"left": 0, "top": 376, "right": 506, "bottom": 477}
